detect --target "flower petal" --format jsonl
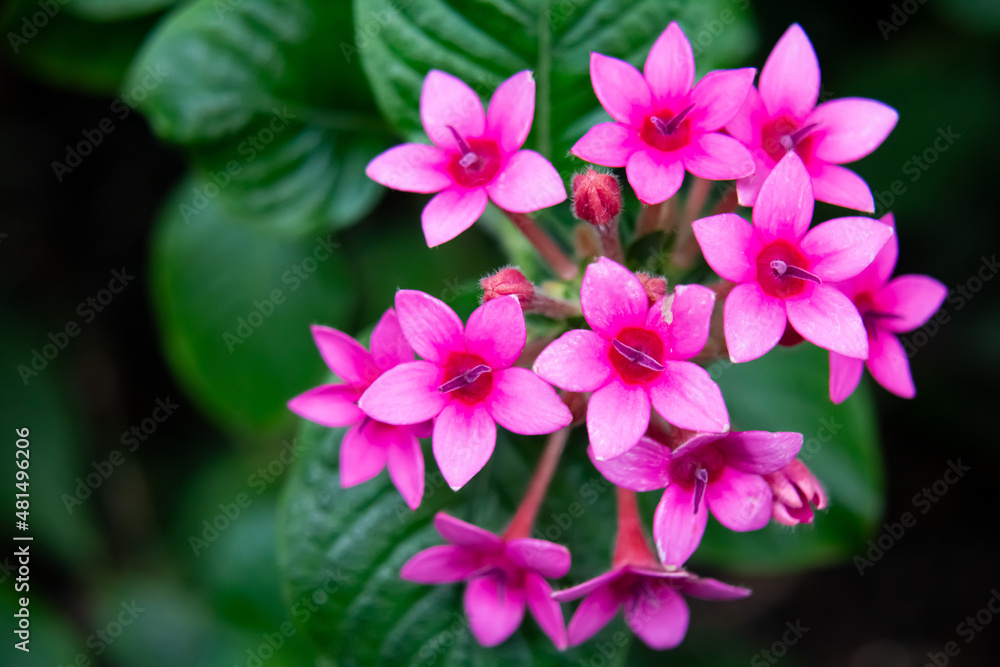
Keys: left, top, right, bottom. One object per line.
{"left": 433, "top": 402, "right": 497, "bottom": 490}
{"left": 588, "top": 380, "right": 651, "bottom": 461}
{"left": 571, "top": 122, "right": 640, "bottom": 167}
{"left": 590, "top": 52, "right": 652, "bottom": 126}
{"left": 809, "top": 163, "right": 875, "bottom": 213}
{"left": 386, "top": 426, "right": 425, "bottom": 510}
{"left": 680, "top": 575, "right": 752, "bottom": 600}
{"left": 359, "top": 361, "right": 448, "bottom": 424}
{"left": 752, "top": 152, "right": 814, "bottom": 244}
{"left": 875, "top": 275, "right": 948, "bottom": 333}
{"left": 434, "top": 512, "right": 503, "bottom": 551}
{"left": 340, "top": 422, "right": 388, "bottom": 488}
{"left": 311, "top": 324, "right": 377, "bottom": 385}
{"left": 829, "top": 351, "right": 865, "bottom": 404}
{"left": 682, "top": 132, "right": 755, "bottom": 180}
{"left": 490, "top": 368, "right": 571, "bottom": 435}
{"left": 421, "top": 70, "right": 486, "bottom": 151}
{"left": 625, "top": 582, "right": 689, "bottom": 650}
{"left": 465, "top": 295, "right": 525, "bottom": 369}
{"left": 400, "top": 545, "right": 482, "bottom": 584}
{"left": 759, "top": 24, "right": 820, "bottom": 119}
{"left": 723, "top": 282, "right": 787, "bottom": 363}
{"left": 716, "top": 431, "right": 803, "bottom": 475}
{"left": 735, "top": 158, "right": 772, "bottom": 208}
{"left": 566, "top": 583, "right": 622, "bottom": 646}
{"left": 507, "top": 539, "right": 572, "bottom": 579}
{"left": 866, "top": 332, "right": 915, "bottom": 398}
{"left": 644, "top": 22, "right": 694, "bottom": 105}
{"left": 868, "top": 213, "right": 899, "bottom": 287}
{"left": 689, "top": 68, "right": 757, "bottom": 131}
{"left": 486, "top": 70, "right": 535, "bottom": 154}
{"left": 588, "top": 437, "right": 672, "bottom": 492}
{"left": 626, "top": 150, "right": 685, "bottom": 205}
{"left": 649, "top": 361, "right": 729, "bottom": 433}
{"left": 646, "top": 283, "right": 716, "bottom": 360}
{"left": 654, "top": 484, "right": 708, "bottom": 566}
{"left": 525, "top": 573, "right": 568, "bottom": 650}
{"left": 725, "top": 85, "right": 767, "bottom": 147}
{"left": 288, "top": 384, "right": 364, "bottom": 428}
{"left": 369, "top": 308, "right": 414, "bottom": 370}
{"left": 532, "top": 329, "right": 613, "bottom": 392}
{"left": 394, "top": 290, "right": 465, "bottom": 363}
{"left": 365, "top": 143, "right": 450, "bottom": 193}
{"left": 581, "top": 257, "right": 649, "bottom": 339}
{"left": 809, "top": 97, "right": 898, "bottom": 164}
{"left": 487, "top": 149, "right": 567, "bottom": 213}
{"left": 464, "top": 572, "right": 526, "bottom": 647}
{"left": 421, "top": 187, "right": 489, "bottom": 247}
{"left": 800, "top": 216, "right": 894, "bottom": 282}
{"left": 786, "top": 284, "right": 868, "bottom": 359}
{"left": 706, "top": 467, "right": 772, "bottom": 531}
{"left": 692, "top": 213, "right": 758, "bottom": 283}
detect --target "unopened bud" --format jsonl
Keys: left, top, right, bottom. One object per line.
{"left": 481, "top": 267, "right": 534, "bottom": 309}
{"left": 572, "top": 169, "right": 621, "bottom": 226}
{"left": 636, "top": 272, "right": 667, "bottom": 306}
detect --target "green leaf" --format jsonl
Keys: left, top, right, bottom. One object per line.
{"left": 66, "top": 0, "right": 177, "bottom": 22}
{"left": 151, "top": 173, "right": 359, "bottom": 434}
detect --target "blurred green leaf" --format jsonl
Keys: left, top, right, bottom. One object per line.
{"left": 67, "top": 0, "right": 177, "bottom": 22}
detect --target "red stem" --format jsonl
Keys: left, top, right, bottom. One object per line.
{"left": 612, "top": 487, "right": 659, "bottom": 568}
{"left": 504, "top": 210, "right": 578, "bottom": 280}
{"left": 503, "top": 426, "right": 571, "bottom": 540}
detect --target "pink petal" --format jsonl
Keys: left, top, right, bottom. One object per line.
{"left": 394, "top": 290, "right": 465, "bottom": 363}
{"left": 486, "top": 149, "right": 567, "bottom": 213}
{"left": 716, "top": 431, "right": 802, "bottom": 475}
{"left": 689, "top": 68, "right": 757, "bottom": 132}
{"left": 433, "top": 402, "right": 497, "bottom": 490}
{"left": 587, "top": 380, "right": 651, "bottom": 461}
{"left": 288, "top": 384, "right": 364, "bottom": 428}
{"left": 571, "top": 122, "right": 640, "bottom": 167}
{"left": 386, "top": 426, "right": 425, "bottom": 510}
{"left": 644, "top": 22, "right": 694, "bottom": 105}
{"left": 525, "top": 573, "right": 568, "bottom": 650}
{"left": 486, "top": 70, "right": 535, "bottom": 154}
{"left": 624, "top": 583, "right": 689, "bottom": 650}
{"left": 311, "top": 324, "right": 377, "bottom": 386}
{"left": 646, "top": 283, "right": 716, "bottom": 360}
{"left": 590, "top": 52, "right": 652, "bottom": 126}
{"left": 735, "top": 158, "right": 772, "bottom": 208}
{"left": 339, "top": 421, "right": 388, "bottom": 487}
{"left": 725, "top": 85, "right": 767, "bottom": 147}
{"left": 786, "top": 284, "right": 868, "bottom": 359}
{"left": 867, "top": 332, "right": 915, "bottom": 398}
{"left": 532, "top": 329, "right": 613, "bottom": 392}
{"left": 809, "top": 97, "right": 898, "bottom": 163}
{"left": 588, "top": 437, "right": 672, "bottom": 492}
{"left": 875, "top": 275, "right": 948, "bottom": 333}
{"left": 752, "top": 152, "right": 814, "bottom": 244}
{"left": 680, "top": 575, "right": 752, "bottom": 600}
{"left": 692, "top": 213, "right": 758, "bottom": 283}
{"left": 553, "top": 568, "right": 625, "bottom": 602}
{"left": 809, "top": 163, "right": 875, "bottom": 213}
{"left": 829, "top": 351, "right": 864, "bottom": 404}
{"left": 400, "top": 545, "right": 482, "bottom": 583}
{"left": 369, "top": 308, "right": 414, "bottom": 370}
{"left": 434, "top": 512, "right": 503, "bottom": 551}
{"left": 581, "top": 257, "right": 649, "bottom": 339}
{"left": 421, "top": 187, "right": 489, "bottom": 247}
{"left": 421, "top": 70, "right": 486, "bottom": 152}
{"left": 489, "top": 367, "right": 571, "bottom": 435}
{"left": 705, "top": 467, "right": 772, "bottom": 531}
{"left": 723, "top": 282, "right": 787, "bottom": 362}
{"left": 465, "top": 295, "right": 525, "bottom": 369}
{"left": 566, "top": 584, "right": 622, "bottom": 646}
{"left": 649, "top": 361, "right": 729, "bottom": 433}
{"left": 654, "top": 484, "right": 708, "bottom": 566}
{"left": 682, "top": 132, "right": 755, "bottom": 180}
{"left": 626, "top": 150, "right": 685, "bottom": 205}
{"left": 869, "top": 213, "right": 899, "bottom": 287}
{"left": 759, "top": 24, "right": 820, "bottom": 119}
{"left": 358, "top": 361, "right": 447, "bottom": 424}
{"left": 464, "top": 572, "right": 526, "bottom": 647}
{"left": 365, "top": 143, "right": 450, "bottom": 193}
{"left": 800, "top": 216, "right": 894, "bottom": 282}
{"left": 507, "top": 539, "right": 572, "bottom": 579}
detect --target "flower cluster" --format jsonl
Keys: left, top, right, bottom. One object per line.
{"left": 292, "top": 20, "right": 944, "bottom": 654}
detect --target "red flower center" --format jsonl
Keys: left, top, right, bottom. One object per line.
{"left": 756, "top": 242, "right": 819, "bottom": 299}
{"left": 639, "top": 104, "right": 694, "bottom": 153}
{"left": 761, "top": 115, "right": 818, "bottom": 165}
{"left": 609, "top": 327, "right": 664, "bottom": 385}
{"left": 445, "top": 128, "right": 503, "bottom": 189}
{"left": 439, "top": 352, "right": 493, "bottom": 404}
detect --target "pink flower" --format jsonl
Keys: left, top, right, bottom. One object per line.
{"left": 764, "top": 459, "right": 827, "bottom": 526}
{"left": 365, "top": 70, "right": 566, "bottom": 247}
{"left": 553, "top": 564, "right": 749, "bottom": 649}
{"left": 828, "top": 214, "right": 948, "bottom": 403}
{"left": 533, "top": 258, "right": 729, "bottom": 461}
{"left": 726, "top": 24, "right": 898, "bottom": 212}
{"left": 288, "top": 310, "right": 428, "bottom": 510}
{"left": 401, "top": 513, "right": 570, "bottom": 649}
{"left": 571, "top": 21, "right": 756, "bottom": 205}
{"left": 359, "top": 292, "right": 572, "bottom": 490}
{"left": 592, "top": 431, "right": 801, "bottom": 566}
{"left": 692, "top": 152, "right": 895, "bottom": 363}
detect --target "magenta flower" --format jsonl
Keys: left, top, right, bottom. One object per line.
{"left": 553, "top": 564, "right": 749, "bottom": 649}
{"left": 359, "top": 291, "right": 572, "bottom": 490}
{"left": 534, "top": 258, "right": 728, "bottom": 461}
{"left": 692, "top": 152, "right": 895, "bottom": 363}
{"left": 726, "top": 24, "right": 898, "bottom": 212}
{"left": 288, "top": 310, "right": 428, "bottom": 510}
{"left": 365, "top": 70, "right": 566, "bottom": 247}
{"left": 764, "top": 459, "right": 827, "bottom": 526}
{"left": 828, "top": 214, "right": 948, "bottom": 403}
{"left": 401, "top": 513, "right": 570, "bottom": 649}
{"left": 592, "top": 431, "right": 801, "bottom": 566}
{"left": 571, "top": 21, "right": 756, "bottom": 205}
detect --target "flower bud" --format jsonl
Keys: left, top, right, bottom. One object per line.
{"left": 481, "top": 267, "right": 534, "bottom": 309}
{"left": 635, "top": 272, "right": 667, "bottom": 306}
{"left": 572, "top": 169, "right": 621, "bottom": 226}
{"left": 764, "top": 459, "right": 827, "bottom": 526}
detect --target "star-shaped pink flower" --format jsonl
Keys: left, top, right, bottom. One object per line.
{"left": 571, "top": 21, "right": 756, "bottom": 205}
{"left": 401, "top": 513, "right": 570, "bottom": 649}
{"left": 726, "top": 23, "right": 898, "bottom": 212}
{"left": 288, "top": 310, "right": 428, "bottom": 510}
{"left": 359, "top": 292, "right": 572, "bottom": 490}
{"left": 533, "top": 258, "right": 729, "bottom": 462}
{"left": 365, "top": 70, "right": 566, "bottom": 247}
{"left": 828, "top": 214, "right": 947, "bottom": 403}
{"left": 692, "top": 152, "right": 895, "bottom": 363}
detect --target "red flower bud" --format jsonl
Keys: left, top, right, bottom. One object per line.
{"left": 635, "top": 272, "right": 667, "bottom": 306}
{"left": 480, "top": 267, "right": 534, "bottom": 309}
{"left": 572, "top": 169, "right": 621, "bottom": 226}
